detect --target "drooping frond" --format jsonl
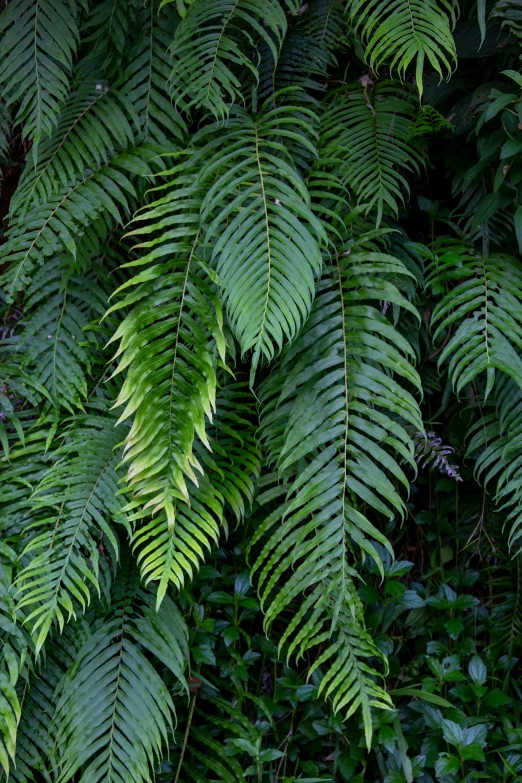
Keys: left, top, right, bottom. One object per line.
{"left": 425, "top": 240, "right": 522, "bottom": 397}
{"left": 321, "top": 81, "right": 424, "bottom": 226}
{"left": 122, "top": 1, "right": 187, "bottom": 146}
{"left": 81, "top": 0, "right": 140, "bottom": 75}
{"left": 467, "top": 373, "right": 522, "bottom": 549}
{"left": 8, "top": 621, "right": 90, "bottom": 783}
{"left": 0, "top": 552, "right": 29, "bottom": 777}
{"left": 107, "top": 173, "right": 225, "bottom": 527}
{"left": 262, "top": 0, "right": 345, "bottom": 95}
{"left": 131, "top": 379, "right": 261, "bottom": 606}
{"left": 168, "top": 0, "right": 298, "bottom": 118}
{"left": 15, "top": 411, "right": 127, "bottom": 653}
{"left": 54, "top": 568, "right": 188, "bottom": 783}
{"left": 196, "top": 100, "right": 326, "bottom": 374}
{"left": 0, "top": 0, "right": 82, "bottom": 157}
{"left": 1, "top": 148, "right": 157, "bottom": 299}
{"left": 249, "top": 247, "right": 422, "bottom": 739}
{"left": 16, "top": 257, "right": 110, "bottom": 411}
{"left": 345, "top": 0, "right": 457, "bottom": 96}
{"left": 10, "top": 80, "right": 138, "bottom": 217}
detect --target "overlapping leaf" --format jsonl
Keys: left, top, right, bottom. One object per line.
{"left": 169, "top": 0, "right": 297, "bottom": 117}
{"left": 196, "top": 101, "right": 326, "bottom": 374}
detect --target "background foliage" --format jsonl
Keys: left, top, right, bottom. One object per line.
{"left": 1, "top": 0, "right": 522, "bottom": 781}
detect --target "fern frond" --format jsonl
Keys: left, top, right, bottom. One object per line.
{"left": 123, "top": 1, "right": 187, "bottom": 146}
{"left": 0, "top": 0, "right": 82, "bottom": 158}
{"left": 54, "top": 567, "right": 188, "bottom": 783}
{"left": 8, "top": 621, "right": 90, "bottom": 783}
{"left": 15, "top": 412, "right": 127, "bottom": 654}
{"left": 1, "top": 148, "right": 156, "bottom": 299}
{"left": 11, "top": 80, "right": 138, "bottom": 217}
{"left": 16, "top": 257, "right": 110, "bottom": 411}
{"left": 262, "top": 0, "right": 345, "bottom": 95}
{"left": 346, "top": 0, "right": 457, "bottom": 96}
{"left": 321, "top": 82, "right": 424, "bottom": 226}
{"left": 0, "top": 552, "right": 29, "bottom": 777}
{"left": 249, "top": 248, "right": 422, "bottom": 738}
{"left": 467, "top": 373, "right": 522, "bottom": 548}
{"left": 168, "top": 0, "right": 297, "bottom": 118}
{"left": 426, "top": 241, "right": 522, "bottom": 397}
{"left": 131, "top": 380, "right": 261, "bottom": 606}
{"left": 196, "top": 101, "right": 326, "bottom": 373}
{"left": 107, "top": 174, "right": 225, "bottom": 527}
{"left": 81, "top": 0, "right": 141, "bottom": 75}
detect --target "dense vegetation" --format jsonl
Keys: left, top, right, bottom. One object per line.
{"left": 1, "top": 0, "right": 522, "bottom": 780}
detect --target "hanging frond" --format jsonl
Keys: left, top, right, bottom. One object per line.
{"left": 249, "top": 247, "right": 422, "bottom": 740}
{"left": 16, "top": 257, "right": 110, "bottom": 411}
{"left": 196, "top": 100, "right": 326, "bottom": 374}
{"left": 0, "top": 0, "right": 82, "bottom": 157}
{"left": 54, "top": 568, "right": 188, "bottom": 783}
{"left": 106, "top": 172, "right": 225, "bottom": 528}
{"left": 1, "top": 148, "right": 157, "bottom": 300}
{"left": 168, "top": 0, "right": 298, "bottom": 118}
{"left": 321, "top": 81, "right": 424, "bottom": 226}
{"left": 81, "top": 0, "right": 141, "bottom": 75}
{"left": 425, "top": 240, "right": 522, "bottom": 397}
{"left": 131, "top": 379, "right": 261, "bottom": 606}
{"left": 123, "top": 1, "right": 187, "bottom": 146}
{"left": 0, "top": 552, "right": 29, "bottom": 777}
{"left": 262, "top": 0, "right": 345, "bottom": 95}
{"left": 8, "top": 621, "right": 90, "bottom": 783}
{"left": 345, "top": 0, "right": 457, "bottom": 96}
{"left": 11, "top": 80, "right": 138, "bottom": 217}
{"left": 15, "top": 412, "right": 127, "bottom": 654}
{"left": 467, "top": 373, "right": 522, "bottom": 549}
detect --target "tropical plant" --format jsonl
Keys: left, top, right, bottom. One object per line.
{"left": 2, "top": 0, "right": 522, "bottom": 780}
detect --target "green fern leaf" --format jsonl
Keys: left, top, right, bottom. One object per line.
{"left": 54, "top": 568, "right": 188, "bottom": 783}
{"left": 1, "top": 148, "right": 157, "bottom": 300}
{"left": 15, "top": 412, "right": 127, "bottom": 654}
{"left": 11, "top": 79, "right": 138, "bottom": 217}
{"left": 123, "top": 1, "right": 187, "bottom": 145}
{"left": 249, "top": 247, "right": 422, "bottom": 739}
{"left": 321, "top": 81, "right": 424, "bottom": 226}
{"left": 16, "top": 257, "right": 110, "bottom": 411}
{"left": 131, "top": 380, "right": 261, "bottom": 606}
{"left": 0, "top": 0, "right": 82, "bottom": 159}
{"left": 346, "top": 0, "right": 457, "bottom": 96}
{"left": 168, "top": 0, "right": 297, "bottom": 118}
{"left": 196, "top": 100, "right": 326, "bottom": 374}
{"left": 106, "top": 174, "right": 226, "bottom": 527}
{"left": 426, "top": 241, "right": 522, "bottom": 397}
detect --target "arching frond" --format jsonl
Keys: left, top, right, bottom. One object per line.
{"left": 8, "top": 621, "right": 90, "bottom": 783}
{"left": 467, "top": 373, "right": 522, "bottom": 549}
{"left": 131, "top": 379, "right": 261, "bottom": 606}
{"left": 54, "top": 568, "right": 188, "bottom": 783}
{"left": 15, "top": 412, "right": 127, "bottom": 654}
{"left": 426, "top": 241, "right": 522, "bottom": 397}
{"left": 0, "top": 554, "right": 29, "bottom": 777}
{"left": 81, "top": 0, "right": 141, "bottom": 75}
{"left": 123, "top": 1, "right": 186, "bottom": 146}
{"left": 107, "top": 173, "right": 225, "bottom": 527}
{"left": 249, "top": 248, "right": 422, "bottom": 739}
{"left": 0, "top": 0, "right": 82, "bottom": 157}
{"left": 168, "top": 0, "right": 297, "bottom": 118}
{"left": 345, "top": 0, "right": 457, "bottom": 96}
{"left": 321, "top": 82, "right": 424, "bottom": 226}
{"left": 1, "top": 148, "right": 157, "bottom": 300}
{"left": 262, "top": 0, "right": 345, "bottom": 95}
{"left": 16, "top": 257, "right": 110, "bottom": 411}
{"left": 196, "top": 101, "right": 326, "bottom": 374}
{"left": 11, "top": 81, "right": 138, "bottom": 217}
